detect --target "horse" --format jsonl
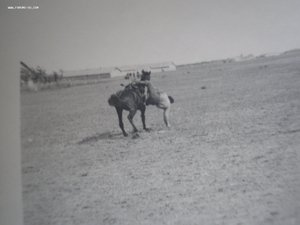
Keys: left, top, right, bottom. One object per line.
{"left": 140, "top": 70, "right": 174, "bottom": 127}
{"left": 108, "top": 82, "right": 149, "bottom": 137}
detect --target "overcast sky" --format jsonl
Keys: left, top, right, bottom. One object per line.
{"left": 1, "top": 0, "right": 300, "bottom": 71}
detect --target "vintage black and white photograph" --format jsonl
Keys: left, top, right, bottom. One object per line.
{"left": 1, "top": 0, "right": 300, "bottom": 224}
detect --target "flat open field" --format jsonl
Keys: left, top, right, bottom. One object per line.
{"left": 21, "top": 52, "right": 300, "bottom": 225}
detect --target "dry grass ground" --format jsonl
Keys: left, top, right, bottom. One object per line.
{"left": 21, "top": 52, "right": 300, "bottom": 225}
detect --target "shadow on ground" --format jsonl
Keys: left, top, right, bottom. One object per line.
{"left": 78, "top": 128, "right": 159, "bottom": 144}
{"left": 78, "top": 132, "right": 123, "bottom": 144}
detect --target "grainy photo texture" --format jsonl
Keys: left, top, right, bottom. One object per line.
{"left": 3, "top": 0, "right": 300, "bottom": 224}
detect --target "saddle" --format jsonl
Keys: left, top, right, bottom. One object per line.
{"left": 123, "top": 81, "right": 146, "bottom": 103}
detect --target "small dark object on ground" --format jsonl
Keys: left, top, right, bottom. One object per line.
{"left": 132, "top": 133, "right": 140, "bottom": 139}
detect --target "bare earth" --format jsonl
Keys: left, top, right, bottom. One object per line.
{"left": 21, "top": 52, "right": 300, "bottom": 225}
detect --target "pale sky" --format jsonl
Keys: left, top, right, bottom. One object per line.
{"left": 1, "top": 0, "right": 300, "bottom": 72}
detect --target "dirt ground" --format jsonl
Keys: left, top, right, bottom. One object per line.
{"left": 21, "top": 52, "right": 300, "bottom": 225}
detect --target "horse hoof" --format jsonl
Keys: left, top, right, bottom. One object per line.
{"left": 144, "top": 128, "right": 151, "bottom": 132}
{"left": 123, "top": 133, "right": 128, "bottom": 137}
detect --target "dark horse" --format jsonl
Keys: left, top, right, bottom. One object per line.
{"left": 108, "top": 82, "right": 148, "bottom": 136}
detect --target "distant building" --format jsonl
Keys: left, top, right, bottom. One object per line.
{"left": 63, "top": 68, "right": 112, "bottom": 80}
{"left": 149, "top": 62, "right": 176, "bottom": 73}
{"left": 111, "top": 67, "right": 137, "bottom": 78}
{"left": 111, "top": 62, "right": 176, "bottom": 77}
{"left": 63, "top": 62, "right": 176, "bottom": 79}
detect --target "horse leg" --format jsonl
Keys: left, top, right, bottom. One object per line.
{"left": 163, "top": 107, "right": 171, "bottom": 127}
{"left": 116, "top": 107, "right": 128, "bottom": 136}
{"left": 140, "top": 104, "right": 149, "bottom": 131}
{"left": 127, "top": 109, "right": 138, "bottom": 133}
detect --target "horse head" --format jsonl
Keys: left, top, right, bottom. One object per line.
{"left": 141, "top": 70, "right": 151, "bottom": 81}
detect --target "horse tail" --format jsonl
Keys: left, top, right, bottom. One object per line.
{"left": 168, "top": 96, "right": 174, "bottom": 104}
{"left": 108, "top": 94, "right": 120, "bottom": 107}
